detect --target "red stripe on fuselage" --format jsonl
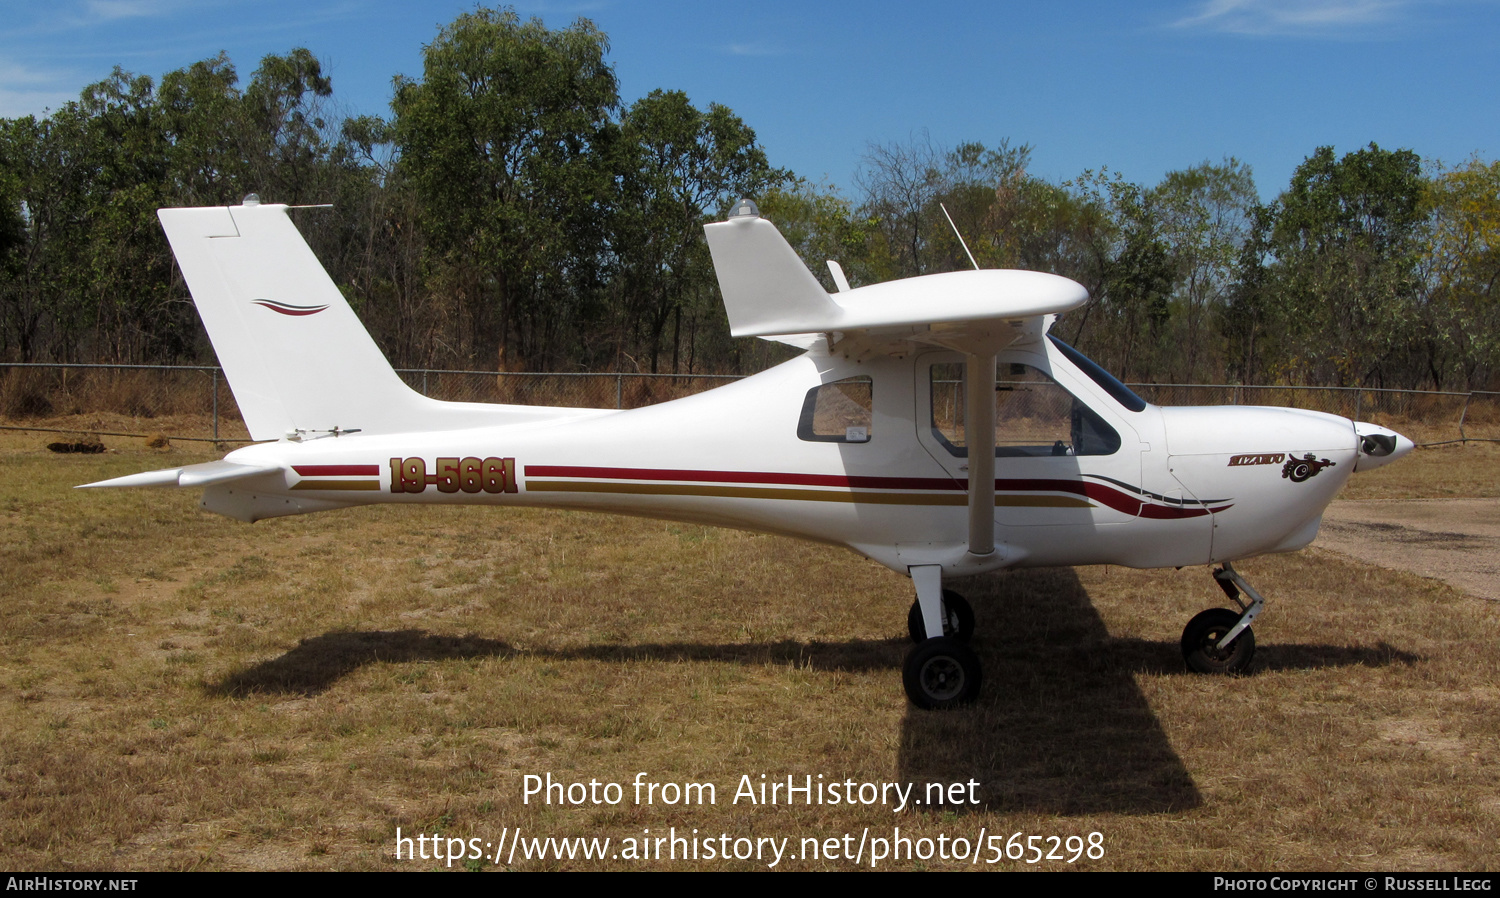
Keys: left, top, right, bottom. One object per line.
{"left": 292, "top": 465, "right": 380, "bottom": 476}
{"left": 522, "top": 465, "right": 1224, "bottom": 518}
{"left": 524, "top": 465, "right": 962, "bottom": 491}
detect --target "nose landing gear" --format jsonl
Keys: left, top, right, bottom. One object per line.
{"left": 1182, "top": 562, "right": 1263, "bottom": 675}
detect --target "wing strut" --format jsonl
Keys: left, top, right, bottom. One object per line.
{"left": 966, "top": 352, "right": 996, "bottom": 556}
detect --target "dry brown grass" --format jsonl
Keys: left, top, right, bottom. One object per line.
{"left": 1338, "top": 440, "right": 1500, "bottom": 499}
{"left": 1, "top": 411, "right": 253, "bottom": 445}
{"left": 0, "top": 367, "right": 236, "bottom": 422}
{"left": 2, "top": 432, "right": 1498, "bottom": 871}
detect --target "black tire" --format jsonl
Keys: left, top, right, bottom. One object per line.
{"left": 1181, "top": 608, "right": 1255, "bottom": 674}
{"left": 903, "top": 637, "right": 982, "bottom": 709}
{"left": 907, "top": 590, "right": 975, "bottom": 643}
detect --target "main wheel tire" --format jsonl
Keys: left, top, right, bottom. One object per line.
{"left": 907, "top": 590, "right": 975, "bottom": 643}
{"left": 903, "top": 637, "right": 982, "bottom": 709}
{"left": 1181, "top": 607, "right": 1256, "bottom": 674}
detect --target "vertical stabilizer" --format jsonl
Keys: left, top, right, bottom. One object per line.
{"left": 159, "top": 202, "right": 423, "bottom": 441}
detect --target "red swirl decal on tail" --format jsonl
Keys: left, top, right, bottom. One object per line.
{"left": 252, "top": 299, "right": 329, "bottom": 316}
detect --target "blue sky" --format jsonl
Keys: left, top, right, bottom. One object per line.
{"left": 3, "top": 0, "right": 1497, "bottom": 199}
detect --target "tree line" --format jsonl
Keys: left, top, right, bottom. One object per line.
{"left": 1, "top": 6, "right": 1496, "bottom": 391}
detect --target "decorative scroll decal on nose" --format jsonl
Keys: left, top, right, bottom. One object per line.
{"left": 252, "top": 299, "right": 329, "bottom": 316}
{"left": 1281, "top": 453, "right": 1335, "bottom": 483}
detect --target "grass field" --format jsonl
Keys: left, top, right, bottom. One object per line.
{"left": 2, "top": 424, "right": 1498, "bottom": 871}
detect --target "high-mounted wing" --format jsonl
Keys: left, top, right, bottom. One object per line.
{"left": 703, "top": 202, "right": 1088, "bottom": 357}
{"left": 704, "top": 201, "right": 1092, "bottom": 560}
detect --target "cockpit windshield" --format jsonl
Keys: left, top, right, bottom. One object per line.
{"left": 1047, "top": 335, "right": 1148, "bottom": 413}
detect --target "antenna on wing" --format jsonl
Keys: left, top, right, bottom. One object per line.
{"left": 940, "top": 203, "right": 980, "bottom": 271}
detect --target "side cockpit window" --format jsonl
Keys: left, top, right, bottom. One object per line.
{"left": 798, "top": 375, "right": 872, "bottom": 443}
{"left": 930, "top": 362, "right": 1120, "bottom": 457}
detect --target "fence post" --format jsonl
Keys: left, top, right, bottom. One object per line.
{"left": 616, "top": 374, "right": 623, "bottom": 409}
{"left": 1354, "top": 387, "right": 1362, "bottom": 423}
{"left": 212, "top": 367, "right": 219, "bottom": 443}
{"left": 1458, "top": 392, "right": 1474, "bottom": 445}
{"left": 422, "top": 370, "right": 429, "bottom": 397}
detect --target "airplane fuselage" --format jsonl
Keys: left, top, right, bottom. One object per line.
{"left": 208, "top": 336, "right": 1371, "bottom": 579}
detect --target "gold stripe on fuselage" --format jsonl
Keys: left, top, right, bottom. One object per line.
{"left": 524, "top": 480, "right": 1092, "bottom": 508}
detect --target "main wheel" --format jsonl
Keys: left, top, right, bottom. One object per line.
{"left": 907, "top": 590, "right": 975, "bottom": 643}
{"left": 903, "top": 637, "right": 982, "bottom": 709}
{"left": 1181, "top": 608, "right": 1255, "bottom": 674}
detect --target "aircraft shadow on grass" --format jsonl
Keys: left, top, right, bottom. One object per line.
{"left": 205, "top": 567, "right": 1418, "bottom": 816}
{"left": 897, "top": 568, "right": 1417, "bottom": 815}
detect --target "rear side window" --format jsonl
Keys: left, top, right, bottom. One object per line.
{"left": 798, "top": 376, "right": 872, "bottom": 442}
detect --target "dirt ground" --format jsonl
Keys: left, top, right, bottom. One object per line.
{"left": 1318, "top": 498, "right": 1500, "bottom": 601}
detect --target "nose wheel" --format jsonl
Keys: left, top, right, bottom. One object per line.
{"left": 1181, "top": 562, "right": 1264, "bottom": 675}
{"left": 1181, "top": 607, "right": 1256, "bottom": 673}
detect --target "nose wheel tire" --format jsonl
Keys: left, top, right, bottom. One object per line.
{"left": 903, "top": 637, "right": 982, "bottom": 709}
{"left": 907, "top": 590, "right": 974, "bottom": 643}
{"left": 1181, "top": 607, "right": 1255, "bottom": 674}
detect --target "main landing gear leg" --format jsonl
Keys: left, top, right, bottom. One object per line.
{"left": 903, "top": 565, "right": 981, "bottom": 709}
{"left": 1181, "top": 561, "right": 1264, "bottom": 674}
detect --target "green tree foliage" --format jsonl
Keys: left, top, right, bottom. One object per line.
{"left": 614, "top": 90, "right": 788, "bottom": 372}
{"left": 391, "top": 7, "right": 620, "bottom": 370}
{"left": 157, "top": 53, "right": 246, "bottom": 205}
{"left": 2, "top": 7, "right": 1495, "bottom": 395}
{"left": 854, "top": 134, "right": 1032, "bottom": 279}
{"left": 0, "top": 113, "right": 71, "bottom": 361}
{"left": 855, "top": 133, "right": 949, "bottom": 279}
{"left": 1234, "top": 144, "right": 1426, "bottom": 387}
{"left": 1098, "top": 178, "right": 1176, "bottom": 380}
{"left": 1149, "top": 159, "right": 1258, "bottom": 381}
{"left": 0, "top": 69, "right": 182, "bottom": 362}
{"left": 851, "top": 139, "right": 1258, "bottom": 382}
{"left": 990, "top": 175, "right": 1113, "bottom": 296}
{"left": 0, "top": 49, "right": 370, "bottom": 363}
{"left": 759, "top": 180, "right": 876, "bottom": 290}
{"left": 242, "top": 49, "right": 335, "bottom": 205}
{"left": 1422, "top": 158, "right": 1500, "bottom": 388}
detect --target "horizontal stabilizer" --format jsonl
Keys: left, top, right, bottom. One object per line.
{"left": 78, "top": 460, "right": 283, "bottom": 490}
{"left": 703, "top": 213, "right": 840, "bottom": 336}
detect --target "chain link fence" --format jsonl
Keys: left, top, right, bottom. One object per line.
{"left": 1126, "top": 383, "right": 1500, "bottom": 445}
{"left": 394, "top": 369, "right": 741, "bottom": 411}
{"left": 0, "top": 363, "right": 741, "bottom": 445}
{"left": 2, "top": 362, "right": 1496, "bottom": 446}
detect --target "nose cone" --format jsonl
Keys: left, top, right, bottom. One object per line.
{"left": 1353, "top": 422, "right": 1415, "bottom": 472}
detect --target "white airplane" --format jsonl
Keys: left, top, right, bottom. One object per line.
{"left": 81, "top": 196, "right": 1415, "bottom": 709}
